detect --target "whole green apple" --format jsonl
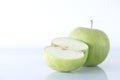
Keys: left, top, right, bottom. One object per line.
{"left": 69, "top": 22, "right": 110, "bottom": 66}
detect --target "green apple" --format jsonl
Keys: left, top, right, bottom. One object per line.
{"left": 43, "top": 37, "right": 88, "bottom": 72}
{"left": 69, "top": 21, "right": 110, "bottom": 66}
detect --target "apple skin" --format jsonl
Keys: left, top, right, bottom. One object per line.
{"left": 69, "top": 27, "right": 110, "bottom": 66}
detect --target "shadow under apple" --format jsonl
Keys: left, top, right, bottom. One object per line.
{"left": 45, "top": 67, "right": 108, "bottom": 80}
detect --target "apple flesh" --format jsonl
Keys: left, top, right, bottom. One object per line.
{"left": 69, "top": 27, "right": 110, "bottom": 66}
{"left": 43, "top": 37, "right": 88, "bottom": 72}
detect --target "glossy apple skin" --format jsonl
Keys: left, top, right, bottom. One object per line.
{"left": 69, "top": 27, "right": 110, "bottom": 66}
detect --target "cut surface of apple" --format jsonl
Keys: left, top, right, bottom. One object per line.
{"left": 51, "top": 37, "right": 88, "bottom": 51}
{"left": 43, "top": 37, "right": 88, "bottom": 72}
{"left": 45, "top": 46, "right": 84, "bottom": 59}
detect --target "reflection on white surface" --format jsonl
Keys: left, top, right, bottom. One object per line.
{"left": 0, "top": 48, "right": 120, "bottom": 80}
{"left": 0, "top": 48, "right": 48, "bottom": 80}
{"left": 46, "top": 67, "right": 107, "bottom": 80}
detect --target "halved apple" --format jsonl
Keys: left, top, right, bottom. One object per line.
{"left": 43, "top": 37, "right": 88, "bottom": 72}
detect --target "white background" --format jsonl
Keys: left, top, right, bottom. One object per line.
{"left": 0, "top": 0, "right": 120, "bottom": 80}
{"left": 0, "top": 0, "right": 120, "bottom": 50}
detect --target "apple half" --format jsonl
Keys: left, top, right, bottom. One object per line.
{"left": 43, "top": 37, "right": 88, "bottom": 72}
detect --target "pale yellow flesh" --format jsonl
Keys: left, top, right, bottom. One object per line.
{"left": 52, "top": 37, "right": 88, "bottom": 51}
{"left": 44, "top": 46, "right": 84, "bottom": 59}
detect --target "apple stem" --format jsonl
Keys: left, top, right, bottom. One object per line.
{"left": 90, "top": 20, "right": 93, "bottom": 29}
